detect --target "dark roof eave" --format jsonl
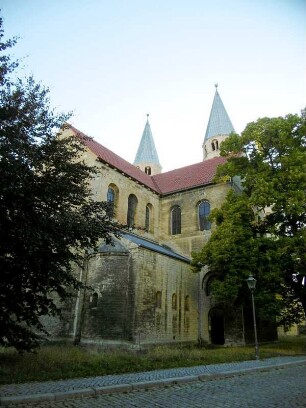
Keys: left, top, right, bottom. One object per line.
{"left": 160, "top": 181, "right": 216, "bottom": 196}
{"left": 121, "top": 232, "right": 190, "bottom": 263}
{"left": 138, "top": 243, "right": 191, "bottom": 263}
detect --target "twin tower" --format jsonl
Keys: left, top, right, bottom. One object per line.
{"left": 133, "top": 85, "right": 235, "bottom": 175}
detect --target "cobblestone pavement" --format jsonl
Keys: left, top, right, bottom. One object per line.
{"left": 1, "top": 356, "right": 306, "bottom": 407}
{"left": 4, "top": 362, "right": 306, "bottom": 408}
{"left": 1, "top": 356, "right": 306, "bottom": 397}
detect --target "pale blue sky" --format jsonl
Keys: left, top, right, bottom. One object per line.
{"left": 1, "top": 0, "right": 306, "bottom": 171}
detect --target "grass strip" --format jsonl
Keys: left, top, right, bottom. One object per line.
{"left": 0, "top": 336, "right": 305, "bottom": 385}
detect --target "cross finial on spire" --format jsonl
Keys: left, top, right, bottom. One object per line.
{"left": 214, "top": 83, "right": 218, "bottom": 89}
{"left": 146, "top": 113, "right": 149, "bottom": 118}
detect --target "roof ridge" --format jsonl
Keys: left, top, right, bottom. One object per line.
{"left": 152, "top": 156, "right": 224, "bottom": 178}
{"left": 67, "top": 125, "right": 225, "bottom": 196}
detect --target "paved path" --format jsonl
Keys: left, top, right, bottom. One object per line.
{"left": 1, "top": 356, "right": 306, "bottom": 406}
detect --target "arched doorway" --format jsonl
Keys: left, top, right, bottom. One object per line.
{"left": 209, "top": 308, "right": 225, "bottom": 345}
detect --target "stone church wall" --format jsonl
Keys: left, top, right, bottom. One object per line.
{"left": 79, "top": 252, "right": 134, "bottom": 343}
{"left": 92, "top": 158, "right": 161, "bottom": 240}
{"left": 72, "top": 244, "right": 199, "bottom": 347}
{"left": 159, "top": 182, "right": 231, "bottom": 257}
{"left": 132, "top": 248, "right": 198, "bottom": 345}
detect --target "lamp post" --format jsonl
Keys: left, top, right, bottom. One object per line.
{"left": 246, "top": 274, "right": 259, "bottom": 360}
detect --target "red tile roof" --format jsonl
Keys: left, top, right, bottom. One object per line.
{"left": 68, "top": 125, "right": 226, "bottom": 196}
{"left": 152, "top": 156, "right": 227, "bottom": 194}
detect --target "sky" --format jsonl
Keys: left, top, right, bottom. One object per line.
{"left": 1, "top": 0, "right": 306, "bottom": 172}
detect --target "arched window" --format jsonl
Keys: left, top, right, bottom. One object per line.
{"left": 199, "top": 201, "right": 211, "bottom": 231}
{"left": 127, "top": 194, "right": 138, "bottom": 228}
{"left": 91, "top": 292, "right": 98, "bottom": 308}
{"left": 156, "top": 291, "right": 162, "bottom": 309}
{"left": 172, "top": 293, "right": 177, "bottom": 310}
{"left": 145, "top": 203, "right": 154, "bottom": 233}
{"left": 211, "top": 141, "right": 215, "bottom": 151}
{"left": 171, "top": 205, "right": 181, "bottom": 235}
{"left": 145, "top": 205, "right": 150, "bottom": 232}
{"left": 184, "top": 295, "right": 190, "bottom": 311}
{"left": 145, "top": 166, "right": 151, "bottom": 175}
{"left": 107, "top": 187, "right": 114, "bottom": 203}
{"left": 107, "top": 187, "right": 115, "bottom": 217}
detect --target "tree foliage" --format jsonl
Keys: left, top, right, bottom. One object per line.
{"left": 194, "top": 110, "right": 306, "bottom": 327}
{"left": 0, "top": 17, "right": 122, "bottom": 351}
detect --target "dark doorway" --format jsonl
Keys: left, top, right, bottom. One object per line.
{"left": 210, "top": 308, "right": 225, "bottom": 345}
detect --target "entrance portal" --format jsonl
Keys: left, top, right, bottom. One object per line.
{"left": 209, "top": 308, "right": 225, "bottom": 345}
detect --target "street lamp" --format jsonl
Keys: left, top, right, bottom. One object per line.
{"left": 246, "top": 274, "right": 259, "bottom": 360}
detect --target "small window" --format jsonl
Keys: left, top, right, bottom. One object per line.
{"left": 145, "top": 166, "right": 151, "bottom": 175}
{"left": 107, "top": 187, "right": 114, "bottom": 203}
{"left": 156, "top": 291, "right": 162, "bottom": 309}
{"left": 184, "top": 295, "right": 190, "bottom": 311}
{"left": 127, "top": 194, "right": 138, "bottom": 227}
{"left": 211, "top": 142, "right": 215, "bottom": 151}
{"left": 172, "top": 293, "right": 177, "bottom": 310}
{"left": 107, "top": 187, "right": 115, "bottom": 217}
{"left": 199, "top": 201, "right": 211, "bottom": 231}
{"left": 145, "top": 205, "right": 150, "bottom": 232}
{"left": 91, "top": 292, "right": 98, "bottom": 308}
{"left": 145, "top": 203, "right": 154, "bottom": 233}
{"left": 171, "top": 205, "right": 181, "bottom": 235}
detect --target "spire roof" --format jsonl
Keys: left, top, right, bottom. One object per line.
{"left": 134, "top": 115, "right": 161, "bottom": 166}
{"left": 204, "top": 84, "right": 235, "bottom": 141}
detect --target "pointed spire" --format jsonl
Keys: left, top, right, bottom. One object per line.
{"left": 204, "top": 85, "right": 235, "bottom": 141}
{"left": 202, "top": 86, "right": 235, "bottom": 161}
{"left": 134, "top": 115, "right": 162, "bottom": 175}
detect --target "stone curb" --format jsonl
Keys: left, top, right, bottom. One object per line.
{"left": 1, "top": 359, "right": 306, "bottom": 406}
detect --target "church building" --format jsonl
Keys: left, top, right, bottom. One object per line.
{"left": 51, "top": 86, "right": 255, "bottom": 347}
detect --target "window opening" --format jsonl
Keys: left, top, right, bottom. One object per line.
{"left": 91, "top": 292, "right": 98, "bottom": 308}
{"left": 199, "top": 201, "right": 211, "bottom": 230}
{"left": 156, "top": 291, "right": 162, "bottom": 309}
{"left": 172, "top": 293, "right": 177, "bottom": 310}
{"left": 171, "top": 205, "right": 181, "bottom": 235}
{"left": 127, "top": 194, "right": 138, "bottom": 227}
{"left": 145, "top": 205, "right": 150, "bottom": 232}
{"left": 184, "top": 295, "right": 190, "bottom": 311}
{"left": 107, "top": 187, "right": 115, "bottom": 217}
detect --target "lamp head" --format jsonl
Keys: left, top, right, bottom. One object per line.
{"left": 246, "top": 274, "right": 257, "bottom": 291}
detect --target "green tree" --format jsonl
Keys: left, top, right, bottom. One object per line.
{"left": 194, "top": 111, "right": 306, "bottom": 327}
{"left": 0, "top": 17, "right": 122, "bottom": 351}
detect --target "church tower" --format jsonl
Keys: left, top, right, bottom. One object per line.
{"left": 202, "top": 84, "right": 235, "bottom": 161}
{"left": 134, "top": 114, "right": 162, "bottom": 175}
